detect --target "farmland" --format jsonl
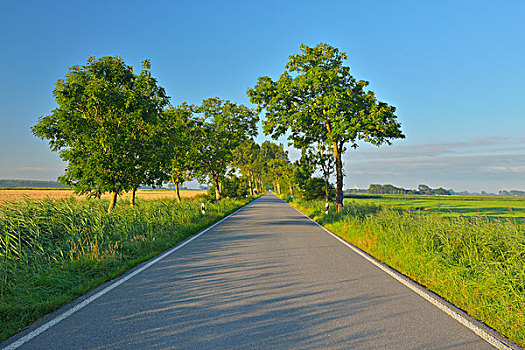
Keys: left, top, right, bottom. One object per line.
{"left": 0, "top": 188, "right": 206, "bottom": 203}
{"left": 344, "top": 194, "right": 525, "bottom": 220}
{"left": 289, "top": 195, "right": 525, "bottom": 346}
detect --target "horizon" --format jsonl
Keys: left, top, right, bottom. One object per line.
{"left": 1, "top": 1, "right": 523, "bottom": 193}
{"left": 1, "top": 178, "right": 521, "bottom": 195}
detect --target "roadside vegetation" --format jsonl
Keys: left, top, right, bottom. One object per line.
{"left": 0, "top": 196, "right": 249, "bottom": 341}
{"left": 287, "top": 197, "right": 525, "bottom": 346}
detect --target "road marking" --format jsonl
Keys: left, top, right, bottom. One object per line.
{"left": 2, "top": 200, "right": 257, "bottom": 350}
{"left": 287, "top": 201, "right": 517, "bottom": 350}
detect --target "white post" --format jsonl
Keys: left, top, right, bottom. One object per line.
{"left": 325, "top": 202, "right": 329, "bottom": 215}
{"left": 201, "top": 202, "right": 206, "bottom": 215}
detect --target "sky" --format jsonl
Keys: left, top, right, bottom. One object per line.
{"left": 0, "top": 0, "right": 523, "bottom": 193}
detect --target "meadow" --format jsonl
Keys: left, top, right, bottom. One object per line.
{"left": 289, "top": 195, "right": 525, "bottom": 347}
{"left": 0, "top": 195, "right": 248, "bottom": 342}
{"left": 344, "top": 194, "right": 525, "bottom": 220}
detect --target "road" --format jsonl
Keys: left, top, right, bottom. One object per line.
{"left": 3, "top": 194, "right": 502, "bottom": 349}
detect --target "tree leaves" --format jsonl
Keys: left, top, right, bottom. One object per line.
{"left": 248, "top": 43, "right": 405, "bottom": 210}
{"left": 32, "top": 56, "right": 169, "bottom": 205}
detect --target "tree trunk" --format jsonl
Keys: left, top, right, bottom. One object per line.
{"left": 289, "top": 180, "right": 293, "bottom": 196}
{"left": 248, "top": 172, "right": 254, "bottom": 196}
{"left": 333, "top": 142, "right": 344, "bottom": 212}
{"left": 213, "top": 175, "right": 221, "bottom": 200}
{"left": 276, "top": 182, "right": 281, "bottom": 195}
{"left": 108, "top": 191, "right": 118, "bottom": 213}
{"left": 171, "top": 173, "right": 181, "bottom": 203}
{"left": 175, "top": 182, "right": 181, "bottom": 203}
{"left": 324, "top": 174, "right": 330, "bottom": 203}
{"left": 131, "top": 188, "right": 137, "bottom": 207}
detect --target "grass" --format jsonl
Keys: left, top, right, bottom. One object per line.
{"left": 0, "top": 196, "right": 250, "bottom": 342}
{"left": 288, "top": 197, "right": 525, "bottom": 347}
{"left": 344, "top": 194, "right": 525, "bottom": 220}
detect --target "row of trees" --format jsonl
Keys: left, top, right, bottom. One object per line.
{"left": 367, "top": 184, "right": 453, "bottom": 195}
{"left": 32, "top": 57, "right": 257, "bottom": 211}
{"left": 230, "top": 139, "right": 335, "bottom": 202}
{"left": 33, "top": 43, "right": 404, "bottom": 212}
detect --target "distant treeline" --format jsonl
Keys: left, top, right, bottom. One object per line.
{"left": 363, "top": 184, "right": 453, "bottom": 195}
{"left": 0, "top": 179, "right": 66, "bottom": 189}
{"left": 345, "top": 184, "right": 525, "bottom": 197}
{"left": 499, "top": 190, "right": 525, "bottom": 197}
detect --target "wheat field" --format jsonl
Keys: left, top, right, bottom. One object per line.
{"left": 0, "top": 189, "right": 206, "bottom": 203}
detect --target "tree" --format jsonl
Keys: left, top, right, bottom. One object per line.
{"left": 32, "top": 56, "right": 169, "bottom": 212}
{"left": 302, "top": 177, "right": 334, "bottom": 201}
{"left": 281, "top": 162, "right": 296, "bottom": 196}
{"left": 260, "top": 141, "right": 289, "bottom": 195}
{"left": 293, "top": 158, "right": 314, "bottom": 191}
{"left": 248, "top": 43, "right": 405, "bottom": 211}
{"left": 302, "top": 140, "right": 335, "bottom": 202}
{"left": 220, "top": 175, "right": 249, "bottom": 198}
{"left": 192, "top": 97, "right": 258, "bottom": 200}
{"left": 157, "top": 103, "right": 197, "bottom": 202}
{"left": 418, "top": 184, "right": 433, "bottom": 195}
{"left": 232, "top": 139, "right": 260, "bottom": 196}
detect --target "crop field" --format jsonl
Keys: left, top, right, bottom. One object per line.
{"left": 344, "top": 194, "right": 525, "bottom": 220}
{"left": 0, "top": 189, "right": 206, "bottom": 203}
{"left": 290, "top": 196, "right": 525, "bottom": 346}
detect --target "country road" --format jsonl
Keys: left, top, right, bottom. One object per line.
{"left": 2, "top": 194, "right": 504, "bottom": 349}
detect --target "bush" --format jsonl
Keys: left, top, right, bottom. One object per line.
{"left": 301, "top": 177, "right": 334, "bottom": 201}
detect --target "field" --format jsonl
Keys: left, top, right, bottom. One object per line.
{"left": 0, "top": 189, "right": 206, "bottom": 203}
{"left": 289, "top": 195, "right": 525, "bottom": 346}
{"left": 345, "top": 194, "right": 525, "bottom": 220}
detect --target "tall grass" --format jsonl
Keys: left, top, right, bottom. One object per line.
{"left": 290, "top": 198, "right": 525, "bottom": 347}
{"left": 0, "top": 196, "right": 248, "bottom": 341}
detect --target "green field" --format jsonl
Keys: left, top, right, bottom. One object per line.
{"left": 344, "top": 194, "right": 525, "bottom": 220}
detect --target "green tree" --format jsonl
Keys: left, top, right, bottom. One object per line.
{"left": 248, "top": 43, "right": 405, "bottom": 211}
{"left": 292, "top": 157, "right": 315, "bottom": 194}
{"left": 302, "top": 177, "right": 334, "bottom": 201}
{"left": 232, "top": 139, "right": 260, "bottom": 196}
{"left": 260, "top": 141, "right": 289, "bottom": 195}
{"left": 32, "top": 56, "right": 169, "bottom": 212}
{"left": 281, "top": 162, "right": 296, "bottom": 196}
{"left": 220, "top": 175, "right": 249, "bottom": 198}
{"left": 157, "top": 103, "right": 197, "bottom": 202}
{"left": 418, "top": 184, "right": 433, "bottom": 195}
{"left": 302, "top": 141, "right": 335, "bottom": 202}
{"left": 193, "top": 97, "right": 258, "bottom": 200}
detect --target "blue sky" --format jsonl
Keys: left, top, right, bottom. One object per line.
{"left": 1, "top": 0, "right": 523, "bottom": 192}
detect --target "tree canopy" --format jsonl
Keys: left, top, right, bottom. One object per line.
{"left": 32, "top": 56, "right": 169, "bottom": 211}
{"left": 157, "top": 103, "right": 197, "bottom": 202}
{"left": 192, "top": 97, "right": 258, "bottom": 200}
{"left": 248, "top": 43, "right": 405, "bottom": 211}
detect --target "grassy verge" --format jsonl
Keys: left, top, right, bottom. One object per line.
{"left": 288, "top": 197, "right": 525, "bottom": 347}
{"left": 0, "top": 196, "right": 250, "bottom": 342}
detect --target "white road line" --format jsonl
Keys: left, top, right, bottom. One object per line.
{"left": 2, "top": 200, "right": 256, "bottom": 350}
{"left": 287, "top": 202, "right": 517, "bottom": 350}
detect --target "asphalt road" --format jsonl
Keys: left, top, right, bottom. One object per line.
{"left": 4, "top": 194, "right": 498, "bottom": 349}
